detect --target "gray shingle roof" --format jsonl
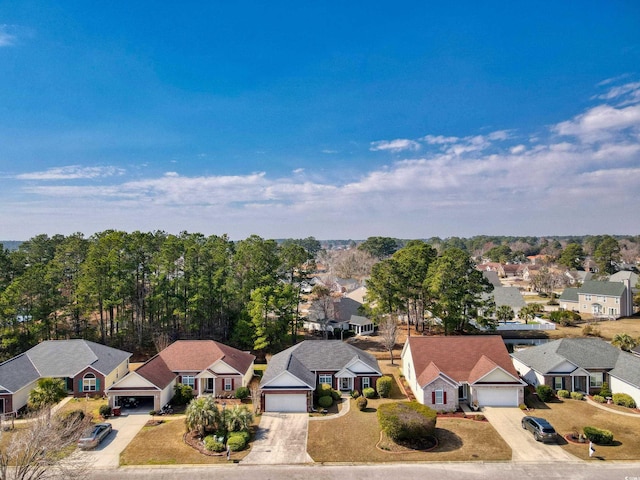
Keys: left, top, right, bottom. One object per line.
{"left": 579, "top": 280, "right": 626, "bottom": 297}
{"left": 491, "top": 287, "right": 526, "bottom": 309}
{"left": 260, "top": 340, "right": 381, "bottom": 388}
{"left": 349, "top": 315, "right": 372, "bottom": 326}
{"left": 559, "top": 288, "right": 579, "bottom": 302}
{"left": 0, "top": 340, "right": 131, "bottom": 393}
{"left": 609, "top": 353, "right": 640, "bottom": 388}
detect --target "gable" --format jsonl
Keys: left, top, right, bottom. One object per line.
{"left": 473, "top": 367, "right": 520, "bottom": 384}
{"left": 109, "top": 371, "right": 159, "bottom": 390}
{"left": 207, "top": 359, "right": 241, "bottom": 375}
{"left": 549, "top": 359, "right": 580, "bottom": 374}
{"left": 346, "top": 358, "right": 382, "bottom": 375}
{"left": 261, "top": 370, "right": 313, "bottom": 389}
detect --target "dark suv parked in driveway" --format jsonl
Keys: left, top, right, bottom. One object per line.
{"left": 522, "top": 416, "right": 558, "bottom": 443}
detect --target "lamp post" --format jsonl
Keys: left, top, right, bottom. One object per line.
{"left": 222, "top": 401, "right": 227, "bottom": 444}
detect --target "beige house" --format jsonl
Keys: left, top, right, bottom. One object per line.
{"left": 559, "top": 279, "right": 633, "bottom": 319}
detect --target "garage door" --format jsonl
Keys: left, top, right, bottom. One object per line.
{"left": 264, "top": 393, "right": 307, "bottom": 413}
{"left": 476, "top": 388, "right": 519, "bottom": 407}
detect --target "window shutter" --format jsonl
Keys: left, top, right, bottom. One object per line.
{"left": 78, "top": 379, "right": 83, "bottom": 392}
{"left": 431, "top": 391, "right": 436, "bottom": 404}
{"left": 443, "top": 391, "right": 447, "bottom": 404}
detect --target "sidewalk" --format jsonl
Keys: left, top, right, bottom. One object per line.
{"left": 585, "top": 396, "right": 640, "bottom": 417}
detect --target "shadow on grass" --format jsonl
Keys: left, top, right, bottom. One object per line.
{"left": 433, "top": 428, "right": 463, "bottom": 452}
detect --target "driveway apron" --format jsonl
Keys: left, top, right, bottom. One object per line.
{"left": 242, "top": 413, "right": 313, "bottom": 465}
{"left": 482, "top": 407, "right": 577, "bottom": 462}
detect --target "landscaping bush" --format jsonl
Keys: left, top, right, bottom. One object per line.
{"left": 351, "top": 390, "right": 360, "bottom": 398}
{"left": 317, "top": 383, "right": 332, "bottom": 395}
{"left": 557, "top": 389, "right": 570, "bottom": 399}
{"left": 599, "top": 382, "right": 612, "bottom": 398}
{"left": 583, "top": 426, "right": 614, "bottom": 445}
{"left": 99, "top": 404, "right": 112, "bottom": 418}
{"left": 550, "top": 310, "right": 581, "bottom": 326}
{"left": 227, "top": 434, "right": 247, "bottom": 451}
{"left": 376, "top": 376, "right": 393, "bottom": 398}
{"left": 612, "top": 393, "right": 636, "bottom": 408}
{"left": 318, "top": 395, "right": 333, "bottom": 408}
{"left": 592, "top": 395, "right": 605, "bottom": 403}
{"left": 203, "top": 435, "right": 226, "bottom": 452}
{"left": 570, "top": 391, "right": 584, "bottom": 400}
{"left": 362, "top": 387, "right": 376, "bottom": 399}
{"left": 378, "top": 402, "right": 437, "bottom": 442}
{"left": 330, "top": 389, "right": 341, "bottom": 400}
{"left": 536, "top": 384, "right": 554, "bottom": 402}
{"left": 173, "top": 383, "right": 194, "bottom": 405}
{"left": 356, "top": 396, "right": 368, "bottom": 411}
{"left": 235, "top": 386, "right": 250, "bottom": 400}
{"left": 231, "top": 430, "right": 251, "bottom": 443}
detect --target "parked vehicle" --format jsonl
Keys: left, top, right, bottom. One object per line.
{"left": 121, "top": 397, "right": 139, "bottom": 408}
{"left": 522, "top": 416, "right": 558, "bottom": 443}
{"left": 77, "top": 423, "right": 113, "bottom": 450}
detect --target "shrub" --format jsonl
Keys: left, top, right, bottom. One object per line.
{"left": 351, "top": 390, "right": 360, "bottom": 398}
{"left": 227, "top": 434, "right": 247, "bottom": 451}
{"left": 536, "top": 384, "right": 554, "bottom": 402}
{"left": 592, "top": 395, "right": 605, "bottom": 403}
{"left": 99, "top": 404, "right": 112, "bottom": 417}
{"left": 557, "top": 389, "right": 570, "bottom": 399}
{"left": 376, "top": 376, "right": 393, "bottom": 398}
{"left": 570, "top": 391, "right": 584, "bottom": 400}
{"left": 149, "top": 410, "right": 156, "bottom": 416}
{"left": 203, "top": 435, "right": 226, "bottom": 452}
{"left": 377, "top": 401, "right": 437, "bottom": 442}
{"left": 363, "top": 387, "right": 376, "bottom": 399}
{"left": 330, "top": 389, "right": 341, "bottom": 400}
{"left": 173, "top": 383, "right": 194, "bottom": 405}
{"left": 582, "top": 324, "right": 601, "bottom": 337}
{"left": 518, "top": 404, "right": 527, "bottom": 410}
{"left": 612, "top": 393, "right": 636, "bottom": 408}
{"left": 599, "top": 382, "right": 612, "bottom": 398}
{"left": 356, "top": 396, "right": 368, "bottom": 411}
{"left": 317, "top": 383, "right": 332, "bottom": 395}
{"left": 583, "top": 426, "right": 614, "bottom": 445}
{"left": 318, "top": 395, "right": 333, "bottom": 408}
{"left": 235, "top": 386, "right": 250, "bottom": 400}
{"left": 231, "top": 430, "right": 251, "bottom": 443}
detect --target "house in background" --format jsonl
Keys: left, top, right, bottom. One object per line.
{"left": 0, "top": 340, "right": 131, "bottom": 415}
{"left": 106, "top": 340, "right": 254, "bottom": 411}
{"left": 558, "top": 279, "right": 633, "bottom": 319}
{"left": 401, "top": 336, "right": 525, "bottom": 411}
{"left": 482, "top": 286, "right": 526, "bottom": 320}
{"left": 349, "top": 315, "right": 375, "bottom": 335}
{"left": 512, "top": 337, "right": 640, "bottom": 405}
{"left": 259, "top": 340, "right": 382, "bottom": 412}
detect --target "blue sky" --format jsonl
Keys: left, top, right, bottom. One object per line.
{"left": 1, "top": 2, "right": 639, "bottom": 240}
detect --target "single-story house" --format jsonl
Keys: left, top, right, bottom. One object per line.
{"left": 349, "top": 315, "right": 374, "bottom": 335}
{"left": 512, "top": 337, "right": 640, "bottom": 406}
{"left": 106, "top": 340, "right": 255, "bottom": 411}
{"left": 482, "top": 286, "right": 526, "bottom": 318}
{"left": 259, "top": 340, "right": 382, "bottom": 413}
{"left": 0, "top": 339, "right": 131, "bottom": 414}
{"left": 402, "top": 335, "right": 525, "bottom": 411}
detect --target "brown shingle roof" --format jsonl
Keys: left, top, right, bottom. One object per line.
{"left": 407, "top": 336, "right": 519, "bottom": 386}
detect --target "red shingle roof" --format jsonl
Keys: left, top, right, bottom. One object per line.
{"left": 406, "top": 336, "right": 520, "bottom": 386}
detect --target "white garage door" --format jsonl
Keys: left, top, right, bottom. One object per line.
{"left": 264, "top": 393, "right": 307, "bottom": 413}
{"left": 476, "top": 388, "right": 519, "bottom": 407}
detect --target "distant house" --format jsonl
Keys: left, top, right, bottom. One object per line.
{"left": 482, "top": 270, "right": 502, "bottom": 288}
{"left": 0, "top": 340, "right": 131, "bottom": 415}
{"left": 558, "top": 279, "right": 633, "bottom": 319}
{"left": 349, "top": 315, "right": 374, "bottom": 335}
{"left": 402, "top": 336, "right": 525, "bottom": 410}
{"left": 260, "top": 340, "right": 382, "bottom": 412}
{"left": 106, "top": 340, "right": 255, "bottom": 411}
{"left": 483, "top": 286, "right": 526, "bottom": 318}
{"left": 512, "top": 337, "right": 640, "bottom": 406}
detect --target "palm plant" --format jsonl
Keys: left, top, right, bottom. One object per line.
{"left": 28, "top": 378, "right": 67, "bottom": 414}
{"left": 612, "top": 333, "right": 636, "bottom": 352}
{"left": 185, "top": 396, "right": 220, "bottom": 437}
{"left": 496, "top": 305, "right": 515, "bottom": 324}
{"left": 223, "top": 405, "right": 254, "bottom": 433}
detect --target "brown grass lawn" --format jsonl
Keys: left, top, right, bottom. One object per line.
{"left": 525, "top": 395, "right": 640, "bottom": 460}
{"left": 56, "top": 396, "right": 107, "bottom": 421}
{"left": 120, "top": 417, "right": 251, "bottom": 465}
{"left": 547, "top": 317, "right": 640, "bottom": 341}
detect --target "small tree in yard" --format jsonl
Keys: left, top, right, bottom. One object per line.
{"left": 376, "top": 376, "right": 393, "bottom": 398}
{"left": 185, "top": 396, "right": 220, "bottom": 438}
{"left": 0, "top": 409, "right": 92, "bottom": 480}
{"left": 378, "top": 316, "right": 399, "bottom": 365}
{"left": 536, "top": 384, "right": 554, "bottom": 402}
{"left": 377, "top": 401, "right": 437, "bottom": 443}
{"left": 28, "top": 378, "right": 67, "bottom": 417}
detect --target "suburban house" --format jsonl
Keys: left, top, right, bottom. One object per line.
{"left": 512, "top": 337, "right": 640, "bottom": 405}
{"left": 259, "top": 340, "right": 382, "bottom": 412}
{"left": 106, "top": 340, "right": 255, "bottom": 411}
{"left": 558, "top": 279, "right": 633, "bottom": 319}
{"left": 349, "top": 315, "right": 375, "bottom": 335}
{"left": 401, "top": 336, "right": 525, "bottom": 411}
{"left": 482, "top": 286, "right": 526, "bottom": 319}
{"left": 305, "top": 294, "right": 367, "bottom": 336}
{"left": 0, "top": 339, "right": 131, "bottom": 415}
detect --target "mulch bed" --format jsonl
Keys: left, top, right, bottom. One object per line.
{"left": 183, "top": 431, "right": 226, "bottom": 457}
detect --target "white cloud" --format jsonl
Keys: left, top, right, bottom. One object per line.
{"left": 554, "top": 104, "right": 640, "bottom": 142}
{"left": 510, "top": 145, "right": 526, "bottom": 154}
{"left": 370, "top": 139, "right": 420, "bottom": 152}
{"left": 16, "top": 165, "right": 125, "bottom": 180}
{"left": 595, "top": 81, "right": 640, "bottom": 101}
{"left": 0, "top": 25, "right": 17, "bottom": 47}
{"left": 422, "top": 134, "right": 459, "bottom": 145}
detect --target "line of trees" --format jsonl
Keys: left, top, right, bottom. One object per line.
{"left": 0, "top": 232, "right": 320, "bottom": 361}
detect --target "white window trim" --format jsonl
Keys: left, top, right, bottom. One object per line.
{"left": 182, "top": 375, "right": 195, "bottom": 389}
{"left": 435, "top": 389, "right": 444, "bottom": 405}
{"left": 83, "top": 372, "right": 97, "bottom": 392}
{"left": 224, "top": 378, "right": 233, "bottom": 391}
{"left": 319, "top": 374, "right": 332, "bottom": 385}
{"left": 362, "top": 377, "right": 370, "bottom": 389}
{"left": 589, "top": 372, "right": 603, "bottom": 388}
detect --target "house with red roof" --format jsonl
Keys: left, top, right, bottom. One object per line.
{"left": 106, "top": 340, "right": 255, "bottom": 411}
{"left": 401, "top": 336, "right": 525, "bottom": 411}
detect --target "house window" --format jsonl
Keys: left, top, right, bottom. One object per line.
{"left": 362, "top": 377, "right": 370, "bottom": 389}
{"left": 224, "top": 378, "right": 233, "bottom": 391}
{"left": 435, "top": 389, "right": 444, "bottom": 405}
{"left": 318, "top": 374, "right": 332, "bottom": 386}
{"left": 597, "top": 296, "right": 605, "bottom": 303}
{"left": 585, "top": 294, "right": 592, "bottom": 301}
{"left": 83, "top": 372, "right": 97, "bottom": 392}
{"left": 615, "top": 298, "right": 620, "bottom": 304}
{"left": 589, "top": 372, "right": 603, "bottom": 388}
{"left": 181, "top": 375, "right": 195, "bottom": 389}
{"left": 554, "top": 377, "right": 563, "bottom": 390}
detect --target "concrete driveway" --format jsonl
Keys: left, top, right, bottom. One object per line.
{"left": 482, "top": 407, "right": 577, "bottom": 462}
{"left": 241, "top": 413, "right": 313, "bottom": 465}
{"left": 76, "top": 408, "right": 151, "bottom": 468}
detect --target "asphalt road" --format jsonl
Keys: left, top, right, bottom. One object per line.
{"left": 92, "top": 462, "right": 640, "bottom": 480}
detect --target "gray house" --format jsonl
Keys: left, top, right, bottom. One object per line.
{"left": 512, "top": 337, "right": 640, "bottom": 405}
{"left": 259, "top": 340, "right": 382, "bottom": 412}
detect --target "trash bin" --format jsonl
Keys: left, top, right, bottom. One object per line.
{"left": 112, "top": 406, "right": 122, "bottom": 416}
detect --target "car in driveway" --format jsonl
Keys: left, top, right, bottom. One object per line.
{"left": 78, "top": 422, "right": 113, "bottom": 450}
{"left": 522, "top": 416, "right": 558, "bottom": 443}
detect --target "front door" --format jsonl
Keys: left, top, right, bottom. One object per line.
{"left": 340, "top": 378, "right": 351, "bottom": 391}
{"left": 0, "top": 398, "right": 4, "bottom": 414}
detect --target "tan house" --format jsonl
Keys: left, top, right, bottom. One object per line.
{"left": 559, "top": 279, "right": 633, "bottom": 319}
